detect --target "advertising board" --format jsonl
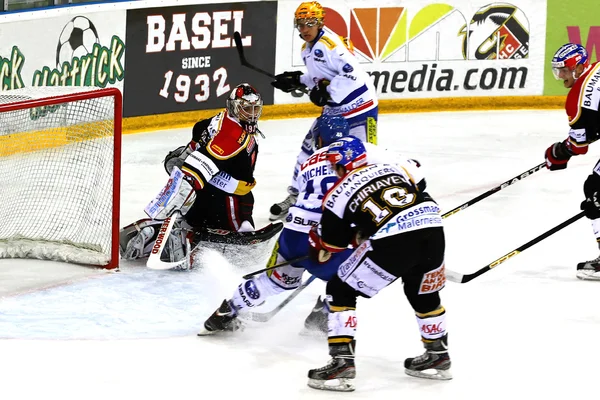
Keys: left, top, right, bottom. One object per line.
{"left": 123, "top": 1, "right": 277, "bottom": 117}
{"left": 544, "top": 0, "right": 600, "bottom": 95}
{"left": 0, "top": 11, "right": 126, "bottom": 90}
{"left": 274, "top": 1, "right": 546, "bottom": 104}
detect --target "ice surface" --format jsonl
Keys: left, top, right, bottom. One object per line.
{"left": 1, "top": 110, "right": 599, "bottom": 400}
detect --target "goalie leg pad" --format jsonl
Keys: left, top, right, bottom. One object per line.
{"left": 119, "top": 219, "right": 163, "bottom": 260}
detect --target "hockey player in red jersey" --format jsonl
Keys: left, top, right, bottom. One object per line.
{"left": 543, "top": 43, "right": 600, "bottom": 279}
{"left": 119, "top": 83, "right": 266, "bottom": 268}
{"left": 306, "top": 137, "right": 451, "bottom": 391}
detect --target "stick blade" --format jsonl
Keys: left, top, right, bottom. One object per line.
{"left": 444, "top": 269, "right": 466, "bottom": 284}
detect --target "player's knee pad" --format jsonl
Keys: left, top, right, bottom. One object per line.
{"left": 415, "top": 305, "right": 447, "bottom": 340}
{"left": 267, "top": 263, "right": 304, "bottom": 290}
{"left": 230, "top": 272, "right": 289, "bottom": 310}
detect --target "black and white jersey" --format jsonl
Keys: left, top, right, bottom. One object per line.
{"left": 320, "top": 163, "right": 442, "bottom": 250}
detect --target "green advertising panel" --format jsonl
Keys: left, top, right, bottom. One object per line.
{"left": 545, "top": 0, "right": 600, "bottom": 95}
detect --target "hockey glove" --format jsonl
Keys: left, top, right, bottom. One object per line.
{"left": 581, "top": 174, "right": 600, "bottom": 219}
{"left": 545, "top": 141, "right": 573, "bottom": 171}
{"left": 581, "top": 194, "right": 600, "bottom": 219}
{"left": 309, "top": 79, "right": 330, "bottom": 107}
{"left": 308, "top": 225, "right": 332, "bottom": 264}
{"left": 271, "top": 71, "right": 304, "bottom": 93}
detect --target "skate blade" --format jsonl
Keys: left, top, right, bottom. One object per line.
{"left": 576, "top": 270, "right": 600, "bottom": 280}
{"left": 269, "top": 214, "right": 284, "bottom": 222}
{"left": 307, "top": 378, "right": 355, "bottom": 392}
{"left": 405, "top": 368, "right": 452, "bottom": 380}
{"left": 197, "top": 328, "right": 218, "bottom": 337}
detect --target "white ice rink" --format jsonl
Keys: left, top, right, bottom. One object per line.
{"left": 2, "top": 109, "right": 600, "bottom": 400}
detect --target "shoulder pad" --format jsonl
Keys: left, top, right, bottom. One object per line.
{"left": 318, "top": 35, "right": 337, "bottom": 50}
{"left": 207, "top": 114, "right": 251, "bottom": 159}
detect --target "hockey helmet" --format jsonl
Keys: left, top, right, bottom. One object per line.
{"left": 294, "top": 1, "right": 325, "bottom": 28}
{"left": 551, "top": 43, "right": 589, "bottom": 80}
{"left": 326, "top": 136, "right": 367, "bottom": 176}
{"left": 311, "top": 115, "right": 350, "bottom": 150}
{"left": 226, "top": 83, "right": 263, "bottom": 134}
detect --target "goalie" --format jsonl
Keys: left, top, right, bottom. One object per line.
{"left": 119, "top": 83, "right": 268, "bottom": 268}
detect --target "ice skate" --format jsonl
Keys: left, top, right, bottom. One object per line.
{"left": 404, "top": 334, "right": 452, "bottom": 380}
{"left": 300, "top": 296, "right": 328, "bottom": 337}
{"left": 307, "top": 342, "right": 356, "bottom": 392}
{"left": 576, "top": 255, "right": 600, "bottom": 280}
{"left": 269, "top": 187, "right": 298, "bottom": 221}
{"left": 197, "top": 300, "right": 243, "bottom": 336}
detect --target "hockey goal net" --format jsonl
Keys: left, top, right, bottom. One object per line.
{"left": 0, "top": 87, "right": 122, "bottom": 269}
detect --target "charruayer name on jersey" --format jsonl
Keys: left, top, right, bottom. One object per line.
{"left": 324, "top": 164, "right": 399, "bottom": 217}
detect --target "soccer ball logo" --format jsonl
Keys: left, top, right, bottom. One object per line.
{"left": 56, "top": 16, "right": 100, "bottom": 67}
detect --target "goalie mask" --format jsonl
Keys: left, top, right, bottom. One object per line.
{"left": 227, "top": 83, "right": 263, "bottom": 135}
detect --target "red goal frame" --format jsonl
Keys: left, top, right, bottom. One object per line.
{"left": 0, "top": 87, "right": 122, "bottom": 269}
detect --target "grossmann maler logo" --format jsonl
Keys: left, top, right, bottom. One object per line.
{"left": 315, "top": 2, "right": 529, "bottom": 64}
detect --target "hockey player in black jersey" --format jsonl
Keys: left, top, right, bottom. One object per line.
{"left": 306, "top": 137, "right": 451, "bottom": 391}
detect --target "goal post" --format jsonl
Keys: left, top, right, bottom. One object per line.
{"left": 0, "top": 87, "right": 122, "bottom": 270}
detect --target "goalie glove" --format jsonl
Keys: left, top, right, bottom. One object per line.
{"left": 308, "top": 225, "right": 332, "bottom": 264}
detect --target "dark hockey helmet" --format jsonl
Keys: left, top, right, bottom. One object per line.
{"left": 311, "top": 114, "right": 350, "bottom": 151}
{"left": 227, "top": 83, "right": 263, "bottom": 134}
{"left": 326, "top": 136, "right": 367, "bottom": 176}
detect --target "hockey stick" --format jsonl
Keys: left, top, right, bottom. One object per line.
{"left": 233, "top": 31, "right": 276, "bottom": 79}
{"left": 146, "top": 211, "right": 191, "bottom": 270}
{"left": 239, "top": 275, "right": 317, "bottom": 322}
{"left": 242, "top": 255, "right": 310, "bottom": 279}
{"left": 233, "top": 31, "right": 309, "bottom": 94}
{"left": 445, "top": 211, "right": 585, "bottom": 284}
{"left": 442, "top": 162, "right": 546, "bottom": 218}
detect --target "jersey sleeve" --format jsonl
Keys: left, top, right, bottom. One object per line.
{"left": 321, "top": 39, "right": 366, "bottom": 104}
{"left": 319, "top": 208, "right": 354, "bottom": 251}
{"left": 567, "top": 107, "right": 600, "bottom": 155}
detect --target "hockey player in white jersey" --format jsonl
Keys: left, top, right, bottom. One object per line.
{"left": 269, "top": 1, "right": 379, "bottom": 222}
{"left": 306, "top": 137, "right": 451, "bottom": 391}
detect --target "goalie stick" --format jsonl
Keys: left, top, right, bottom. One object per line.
{"left": 146, "top": 222, "right": 284, "bottom": 270}
{"left": 445, "top": 211, "right": 585, "bottom": 284}
{"left": 238, "top": 275, "right": 317, "bottom": 322}
{"left": 233, "top": 31, "right": 309, "bottom": 95}
{"left": 146, "top": 211, "right": 189, "bottom": 270}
